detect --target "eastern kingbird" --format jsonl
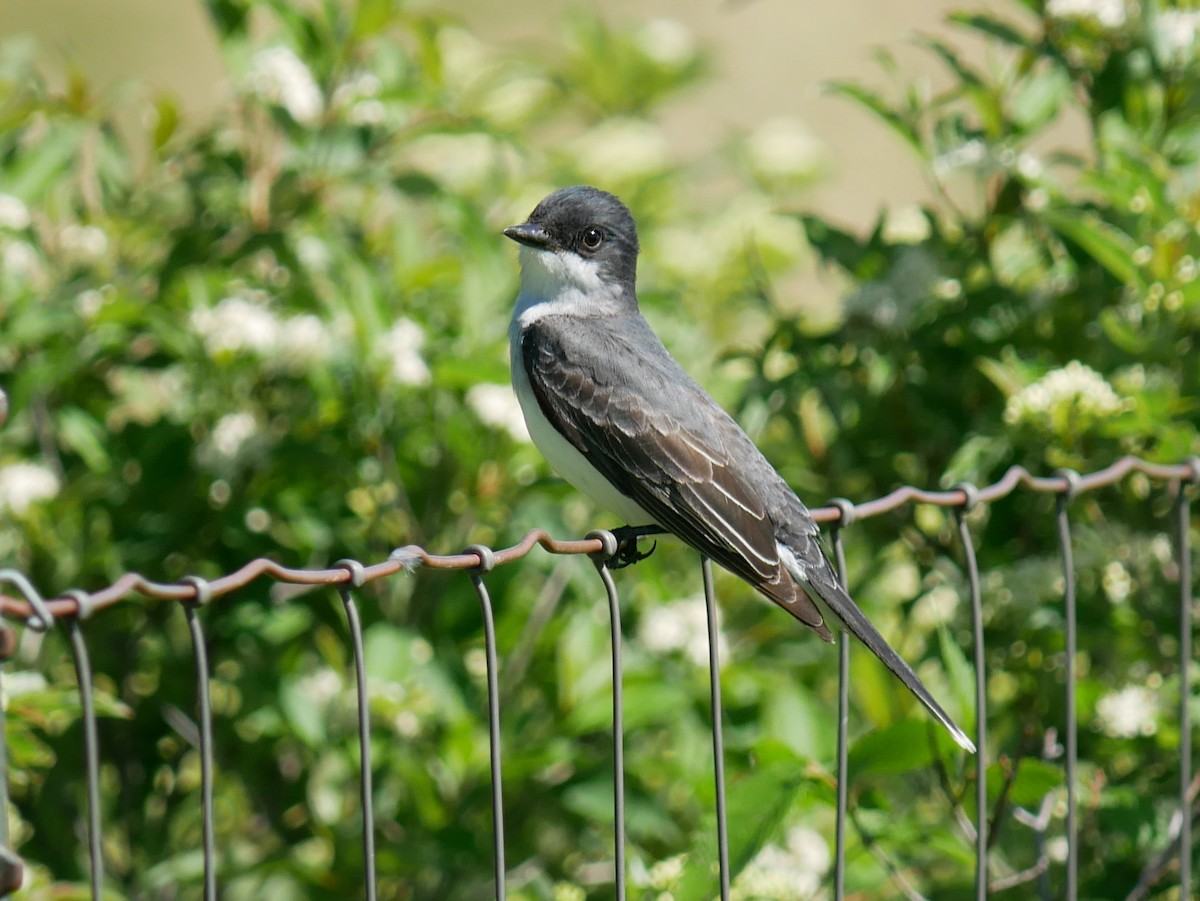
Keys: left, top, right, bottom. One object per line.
{"left": 504, "top": 185, "right": 974, "bottom": 753}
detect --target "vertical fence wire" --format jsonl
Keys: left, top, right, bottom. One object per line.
{"left": 336, "top": 567, "right": 378, "bottom": 901}
{"left": 180, "top": 582, "right": 217, "bottom": 901}
{"left": 954, "top": 492, "right": 988, "bottom": 900}
{"left": 588, "top": 531, "right": 627, "bottom": 900}
{"left": 64, "top": 617, "right": 103, "bottom": 900}
{"left": 1054, "top": 476, "right": 1079, "bottom": 901}
{"left": 1176, "top": 477, "right": 1194, "bottom": 897}
{"left": 700, "top": 556, "right": 731, "bottom": 901}
{"left": 828, "top": 503, "right": 854, "bottom": 901}
{"left": 466, "top": 547, "right": 506, "bottom": 901}
{"left": 0, "top": 665, "right": 20, "bottom": 896}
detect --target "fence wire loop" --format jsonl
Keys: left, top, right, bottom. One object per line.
{"left": 1182, "top": 456, "right": 1200, "bottom": 483}
{"left": 62, "top": 589, "right": 97, "bottom": 622}
{"left": 464, "top": 544, "right": 497, "bottom": 573}
{"left": 954, "top": 481, "right": 981, "bottom": 512}
{"left": 0, "top": 570, "right": 54, "bottom": 631}
{"left": 586, "top": 529, "right": 620, "bottom": 560}
{"left": 179, "top": 575, "right": 213, "bottom": 608}
{"left": 827, "top": 497, "right": 857, "bottom": 527}
{"left": 1054, "top": 468, "right": 1081, "bottom": 502}
{"left": 335, "top": 558, "right": 368, "bottom": 589}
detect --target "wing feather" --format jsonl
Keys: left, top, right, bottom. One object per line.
{"left": 521, "top": 316, "right": 828, "bottom": 634}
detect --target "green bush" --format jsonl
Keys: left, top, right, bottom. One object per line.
{"left": 0, "top": 0, "right": 1196, "bottom": 898}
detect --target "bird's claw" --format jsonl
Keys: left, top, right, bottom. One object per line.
{"left": 607, "top": 525, "right": 661, "bottom": 569}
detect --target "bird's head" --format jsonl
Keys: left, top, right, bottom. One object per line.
{"left": 504, "top": 186, "right": 640, "bottom": 301}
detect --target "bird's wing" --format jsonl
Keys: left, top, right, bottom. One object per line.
{"left": 521, "top": 315, "right": 830, "bottom": 636}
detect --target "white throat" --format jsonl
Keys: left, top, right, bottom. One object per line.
{"left": 510, "top": 246, "right": 622, "bottom": 329}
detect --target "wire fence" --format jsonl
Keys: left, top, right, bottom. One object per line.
{"left": 0, "top": 454, "right": 1196, "bottom": 899}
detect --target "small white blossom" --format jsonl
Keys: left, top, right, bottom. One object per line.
{"left": 882, "top": 204, "right": 931, "bottom": 245}
{"left": 332, "top": 72, "right": 387, "bottom": 126}
{"left": 295, "top": 235, "right": 331, "bottom": 271}
{"left": 1003, "top": 361, "right": 1127, "bottom": 431}
{"left": 1046, "top": 835, "right": 1070, "bottom": 863}
{"left": 0, "top": 194, "right": 30, "bottom": 230}
{"left": 277, "top": 314, "right": 333, "bottom": 369}
{"left": 933, "top": 139, "right": 987, "bottom": 177}
{"left": 634, "top": 19, "right": 696, "bottom": 68}
{"left": 646, "top": 854, "right": 685, "bottom": 889}
{"left": 211, "top": 412, "right": 257, "bottom": 459}
{"left": 481, "top": 75, "right": 550, "bottom": 126}
{"left": 732, "top": 827, "right": 829, "bottom": 901}
{"left": 640, "top": 597, "right": 728, "bottom": 668}
{"left": 0, "top": 462, "right": 60, "bottom": 515}
{"left": 1095, "top": 684, "right": 1157, "bottom": 738}
{"left": 378, "top": 318, "right": 431, "bottom": 386}
{"left": 2, "top": 240, "right": 41, "bottom": 282}
{"left": 1154, "top": 10, "right": 1200, "bottom": 66}
{"left": 59, "top": 224, "right": 108, "bottom": 263}
{"left": 745, "top": 118, "right": 825, "bottom": 184}
{"left": 3, "top": 671, "right": 47, "bottom": 702}
{"left": 191, "top": 297, "right": 282, "bottom": 356}
{"left": 466, "top": 383, "right": 529, "bottom": 442}
{"left": 248, "top": 46, "right": 323, "bottom": 125}
{"left": 913, "top": 584, "right": 961, "bottom": 628}
{"left": 552, "top": 884, "right": 585, "bottom": 901}
{"left": 1046, "top": 0, "right": 1127, "bottom": 29}
{"left": 1102, "top": 560, "right": 1133, "bottom": 603}
{"left": 404, "top": 133, "right": 503, "bottom": 193}
{"left": 295, "top": 667, "right": 342, "bottom": 708}
{"left": 572, "top": 119, "right": 669, "bottom": 184}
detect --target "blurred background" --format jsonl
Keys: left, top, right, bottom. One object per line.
{"left": 0, "top": 0, "right": 1197, "bottom": 898}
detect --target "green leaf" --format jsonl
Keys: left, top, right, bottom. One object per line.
{"left": 823, "top": 81, "right": 921, "bottom": 153}
{"left": 673, "top": 752, "right": 810, "bottom": 901}
{"left": 949, "top": 12, "right": 1035, "bottom": 51}
{"left": 58, "top": 407, "right": 110, "bottom": 473}
{"left": 848, "top": 718, "right": 936, "bottom": 776}
{"left": 939, "top": 623, "right": 977, "bottom": 732}
{"left": 994, "top": 758, "right": 1064, "bottom": 807}
{"left": 1042, "top": 208, "right": 1144, "bottom": 288}
{"left": 1011, "top": 67, "right": 1070, "bottom": 134}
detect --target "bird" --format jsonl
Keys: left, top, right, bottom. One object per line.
{"left": 504, "top": 185, "right": 974, "bottom": 753}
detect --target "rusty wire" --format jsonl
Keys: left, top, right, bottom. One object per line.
{"left": 0, "top": 453, "right": 1196, "bottom": 901}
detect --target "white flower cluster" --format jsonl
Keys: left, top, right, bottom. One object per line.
{"left": 1046, "top": 0, "right": 1127, "bottom": 29}
{"left": 59, "top": 224, "right": 109, "bottom": 263}
{"left": 1095, "top": 684, "right": 1157, "bottom": 738}
{"left": 190, "top": 297, "right": 334, "bottom": 369}
{"left": 570, "top": 119, "right": 669, "bottom": 185}
{"left": 378, "top": 318, "right": 432, "bottom": 386}
{"left": 332, "top": 72, "right": 386, "bottom": 126}
{"left": 1101, "top": 560, "right": 1133, "bottom": 603}
{"left": 745, "top": 118, "right": 825, "bottom": 186}
{"left": 634, "top": 19, "right": 696, "bottom": 68}
{"left": 0, "top": 194, "right": 30, "bottom": 230}
{"left": 656, "top": 195, "right": 805, "bottom": 284}
{"left": 211, "top": 412, "right": 258, "bottom": 459}
{"left": 466, "top": 384, "right": 529, "bottom": 441}
{"left": 732, "top": 826, "right": 830, "bottom": 901}
{"left": 0, "top": 462, "right": 60, "bottom": 515}
{"left": 1003, "top": 361, "right": 1126, "bottom": 428}
{"left": 248, "top": 46, "right": 323, "bottom": 125}
{"left": 639, "top": 596, "right": 728, "bottom": 667}
{"left": 912, "top": 583, "right": 961, "bottom": 628}
{"left": 1154, "top": 10, "right": 1200, "bottom": 66}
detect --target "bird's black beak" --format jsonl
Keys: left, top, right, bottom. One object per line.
{"left": 503, "top": 222, "right": 555, "bottom": 250}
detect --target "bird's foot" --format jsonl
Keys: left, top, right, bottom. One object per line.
{"left": 608, "top": 525, "right": 666, "bottom": 570}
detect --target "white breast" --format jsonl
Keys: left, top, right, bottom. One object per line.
{"left": 509, "top": 296, "right": 654, "bottom": 527}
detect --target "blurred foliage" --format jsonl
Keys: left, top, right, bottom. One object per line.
{"left": 0, "top": 0, "right": 1196, "bottom": 898}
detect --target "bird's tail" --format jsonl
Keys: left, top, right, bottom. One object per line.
{"left": 780, "top": 545, "right": 976, "bottom": 753}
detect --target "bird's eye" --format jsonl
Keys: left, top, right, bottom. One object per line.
{"left": 581, "top": 227, "right": 604, "bottom": 250}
